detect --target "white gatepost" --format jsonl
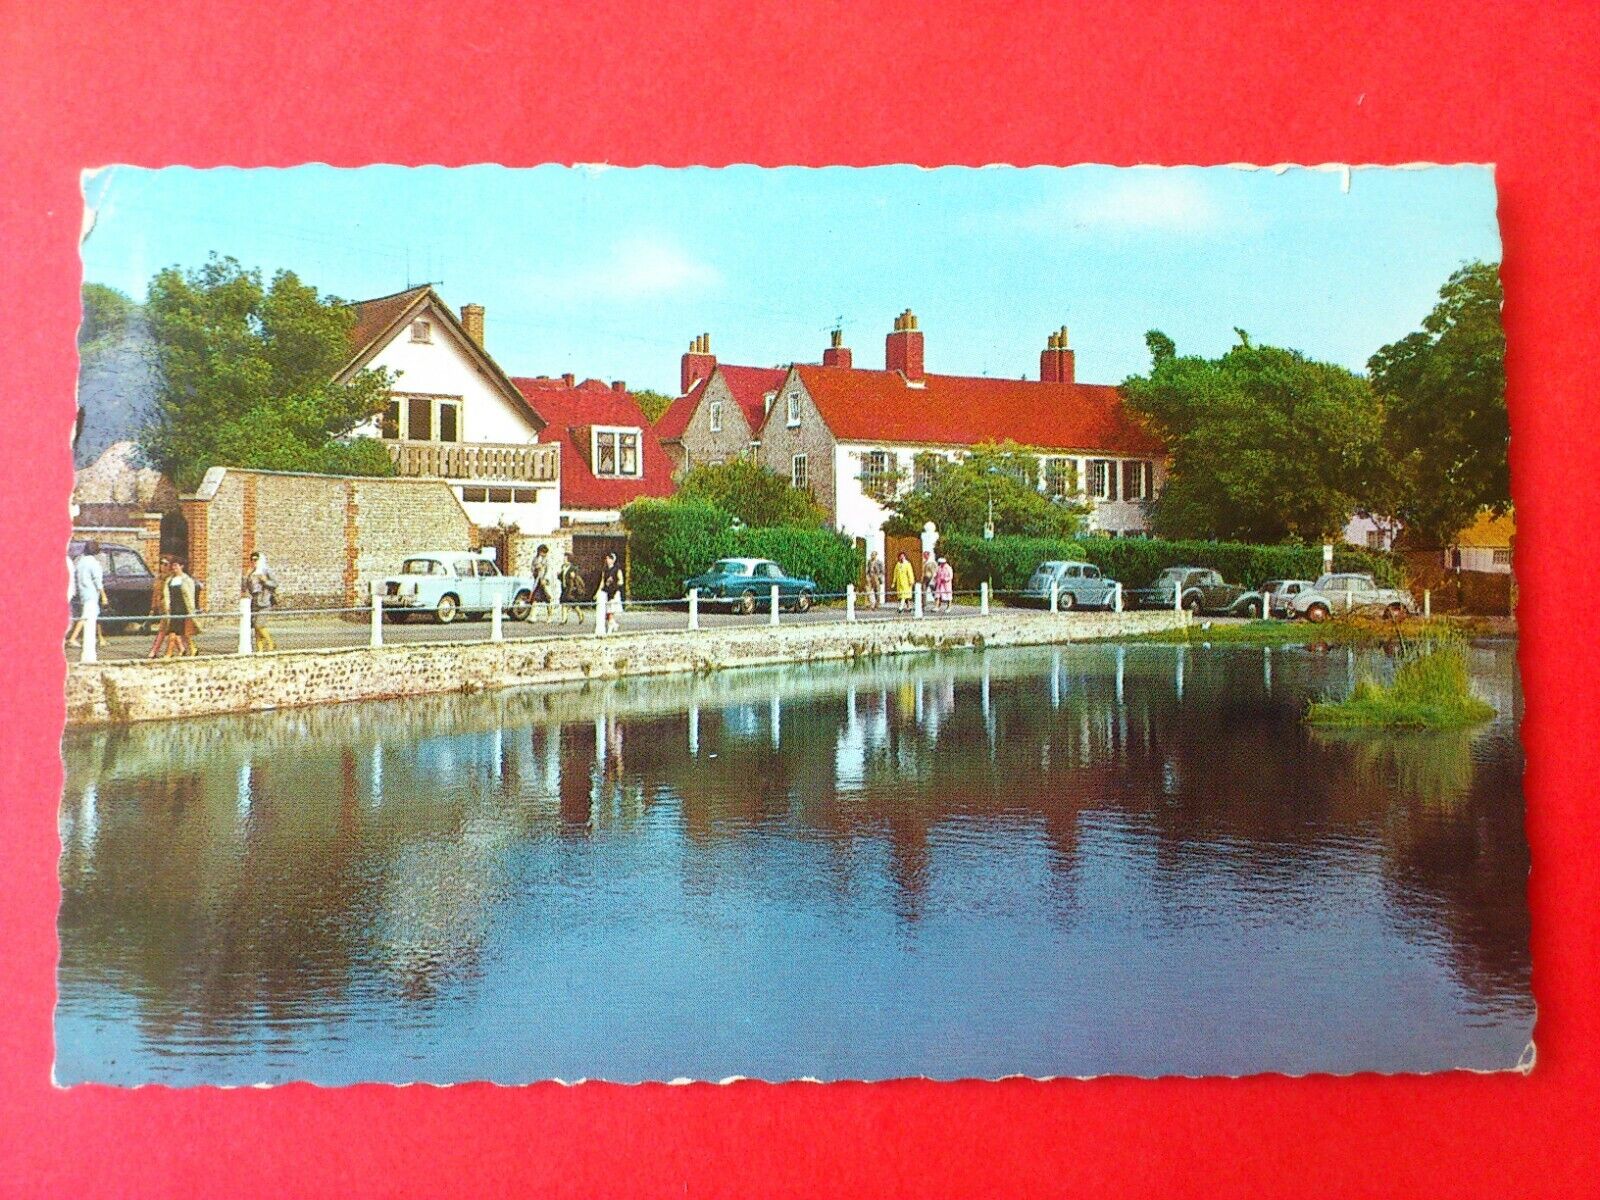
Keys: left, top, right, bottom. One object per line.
{"left": 1174, "top": 582, "right": 1183, "bottom": 617}
{"left": 980, "top": 581, "right": 990, "bottom": 615}
{"left": 770, "top": 584, "right": 781, "bottom": 627}
{"left": 913, "top": 583, "right": 924, "bottom": 619}
{"left": 595, "top": 590, "right": 608, "bottom": 636}
{"left": 688, "top": 587, "right": 700, "bottom": 630}
{"left": 1113, "top": 581, "right": 1123, "bottom": 613}
{"left": 491, "top": 593, "right": 504, "bottom": 642}
{"left": 370, "top": 586, "right": 383, "bottom": 647}
{"left": 1049, "top": 580, "right": 1060, "bottom": 614}
{"left": 1424, "top": 588, "right": 1432, "bottom": 619}
{"left": 846, "top": 584, "right": 856, "bottom": 623}
{"left": 238, "top": 596, "right": 253, "bottom": 655}
{"left": 82, "top": 612, "right": 98, "bottom": 664}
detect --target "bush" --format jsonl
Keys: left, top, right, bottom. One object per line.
{"left": 623, "top": 497, "right": 861, "bottom": 600}
{"left": 1306, "top": 642, "right": 1495, "bottom": 728}
{"left": 941, "top": 532, "right": 1403, "bottom": 592}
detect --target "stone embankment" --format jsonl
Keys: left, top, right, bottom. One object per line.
{"left": 65, "top": 610, "right": 1187, "bottom": 727}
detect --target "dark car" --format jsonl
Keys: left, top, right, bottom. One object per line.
{"left": 684, "top": 557, "right": 818, "bottom": 614}
{"left": 68, "top": 539, "right": 160, "bottom": 631}
{"left": 1132, "top": 566, "right": 1263, "bottom": 617}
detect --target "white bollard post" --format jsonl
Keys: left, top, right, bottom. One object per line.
{"left": 491, "top": 592, "right": 503, "bottom": 642}
{"left": 1113, "top": 581, "right": 1123, "bottom": 613}
{"left": 370, "top": 586, "right": 383, "bottom": 647}
{"left": 1423, "top": 588, "right": 1431, "bottom": 619}
{"left": 1049, "top": 580, "right": 1060, "bottom": 614}
{"left": 913, "top": 583, "right": 924, "bottom": 619}
{"left": 1174, "top": 582, "right": 1183, "bottom": 616}
{"left": 770, "top": 584, "right": 781, "bottom": 627}
{"left": 847, "top": 584, "right": 856, "bottom": 623}
{"left": 82, "top": 611, "right": 98, "bottom": 664}
{"left": 688, "top": 587, "right": 699, "bottom": 630}
{"left": 981, "top": 581, "right": 990, "bottom": 616}
{"left": 595, "top": 590, "right": 608, "bottom": 636}
{"left": 238, "top": 596, "right": 253, "bottom": 655}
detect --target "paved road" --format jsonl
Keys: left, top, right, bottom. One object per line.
{"left": 76, "top": 599, "right": 1082, "bottom": 662}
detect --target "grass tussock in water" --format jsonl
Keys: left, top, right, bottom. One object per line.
{"left": 1135, "top": 615, "right": 1491, "bottom": 648}
{"left": 1305, "top": 642, "right": 1496, "bottom": 729}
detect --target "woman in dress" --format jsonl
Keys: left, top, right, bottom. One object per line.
{"left": 934, "top": 557, "right": 954, "bottom": 612}
{"left": 865, "top": 551, "right": 886, "bottom": 608}
{"left": 598, "top": 552, "right": 626, "bottom": 633}
{"left": 892, "top": 552, "right": 917, "bottom": 612}
{"left": 166, "top": 558, "right": 202, "bottom": 656}
{"left": 148, "top": 557, "right": 175, "bottom": 658}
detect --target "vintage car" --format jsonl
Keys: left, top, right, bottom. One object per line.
{"left": 1018, "top": 560, "right": 1121, "bottom": 610}
{"left": 684, "top": 557, "right": 818, "bottom": 614}
{"left": 1132, "top": 566, "right": 1263, "bottom": 617}
{"left": 1260, "top": 578, "right": 1318, "bottom": 618}
{"left": 1289, "top": 573, "right": 1418, "bottom": 622}
{"left": 68, "top": 538, "right": 165, "bottom": 632}
{"left": 379, "top": 550, "right": 536, "bottom": 624}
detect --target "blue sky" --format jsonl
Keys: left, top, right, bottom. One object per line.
{"left": 81, "top": 164, "right": 1499, "bottom": 396}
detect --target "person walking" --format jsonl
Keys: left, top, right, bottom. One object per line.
{"left": 532, "top": 544, "right": 563, "bottom": 623}
{"left": 66, "top": 549, "right": 83, "bottom": 644}
{"left": 598, "top": 552, "right": 626, "bottom": 633}
{"left": 148, "top": 557, "right": 176, "bottom": 658}
{"left": 165, "top": 558, "right": 202, "bottom": 656}
{"left": 243, "top": 550, "right": 278, "bottom": 651}
{"left": 934, "top": 556, "right": 954, "bottom": 612}
{"left": 865, "top": 550, "right": 886, "bottom": 609}
{"left": 559, "top": 558, "right": 586, "bottom": 625}
{"left": 920, "top": 550, "right": 937, "bottom": 610}
{"left": 892, "top": 551, "right": 916, "bottom": 612}
{"left": 66, "top": 540, "right": 108, "bottom": 652}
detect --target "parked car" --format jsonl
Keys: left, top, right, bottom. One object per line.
{"left": 1289, "top": 573, "right": 1417, "bottom": 622}
{"left": 684, "top": 558, "right": 818, "bottom": 614}
{"left": 1132, "top": 566, "right": 1263, "bottom": 617}
{"left": 68, "top": 538, "right": 162, "bottom": 632}
{"left": 1018, "top": 560, "right": 1121, "bottom": 610}
{"left": 1260, "top": 578, "right": 1318, "bottom": 618}
{"left": 379, "top": 550, "right": 536, "bottom": 624}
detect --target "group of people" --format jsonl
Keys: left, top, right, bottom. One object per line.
{"left": 63, "top": 541, "right": 207, "bottom": 658}
{"left": 864, "top": 549, "right": 955, "bottom": 613}
{"left": 532, "top": 545, "right": 627, "bottom": 632}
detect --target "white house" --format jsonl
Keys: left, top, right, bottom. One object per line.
{"left": 340, "top": 286, "right": 561, "bottom": 534}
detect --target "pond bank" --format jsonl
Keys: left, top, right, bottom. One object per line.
{"left": 64, "top": 609, "right": 1189, "bottom": 727}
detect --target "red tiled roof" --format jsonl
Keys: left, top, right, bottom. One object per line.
{"left": 512, "top": 377, "right": 676, "bottom": 511}
{"left": 790, "top": 365, "right": 1165, "bottom": 456}
{"left": 347, "top": 286, "right": 430, "bottom": 356}
{"left": 653, "top": 382, "right": 704, "bottom": 440}
{"left": 716, "top": 365, "right": 788, "bottom": 430}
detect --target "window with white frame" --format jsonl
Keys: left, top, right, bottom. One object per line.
{"left": 786, "top": 391, "right": 802, "bottom": 427}
{"left": 913, "top": 454, "right": 943, "bottom": 493}
{"left": 593, "top": 427, "right": 643, "bottom": 478}
{"left": 1089, "top": 459, "right": 1114, "bottom": 500}
{"left": 383, "top": 393, "right": 461, "bottom": 441}
{"left": 1122, "top": 459, "right": 1146, "bottom": 501}
{"left": 1366, "top": 530, "right": 1387, "bottom": 550}
{"left": 1492, "top": 548, "right": 1512, "bottom": 566}
{"left": 861, "top": 449, "right": 894, "bottom": 500}
{"left": 709, "top": 400, "right": 723, "bottom": 433}
{"left": 1044, "top": 456, "right": 1078, "bottom": 499}
{"left": 792, "top": 453, "right": 809, "bottom": 491}
{"left": 410, "top": 319, "right": 433, "bottom": 343}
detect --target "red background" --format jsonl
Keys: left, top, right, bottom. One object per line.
{"left": 2, "top": 2, "right": 1596, "bottom": 1195}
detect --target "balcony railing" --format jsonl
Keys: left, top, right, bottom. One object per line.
{"left": 385, "top": 439, "right": 560, "bottom": 484}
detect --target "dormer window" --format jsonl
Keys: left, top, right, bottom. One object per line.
{"left": 709, "top": 400, "right": 723, "bottom": 433}
{"left": 786, "top": 392, "right": 801, "bottom": 427}
{"left": 410, "top": 319, "right": 433, "bottom": 343}
{"left": 593, "top": 427, "right": 643, "bottom": 478}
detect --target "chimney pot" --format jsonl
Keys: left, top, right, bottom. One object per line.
{"left": 885, "top": 309, "right": 925, "bottom": 380}
{"left": 613, "top": 380, "right": 626, "bottom": 394}
{"left": 681, "top": 331, "right": 717, "bottom": 394}
{"left": 1040, "top": 325, "right": 1076, "bottom": 384}
{"left": 562, "top": 372, "right": 575, "bottom": 387}
{"left": 460, "top": 303, "right": 486, "bottom": 347}
{"left": 823, "top": 327, "right": 853, "bottom": 369}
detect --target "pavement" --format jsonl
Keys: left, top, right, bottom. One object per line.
{"left": 73, "top": 599, "right": 1075, "bottom": 662}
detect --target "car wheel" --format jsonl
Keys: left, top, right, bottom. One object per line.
{"left": 435, "top": 594, "right": 460, "bottom": 624}
{"left": 794, "top": 589, "right": 814, "bottom": 613}
{"left": 1183, "top": 595, "right": 1202, "bottom": 615}
{"left": 1058, "top": 591, "right": 1076, "bottom": 611}
{"left": 509, "top": 590, "right": 533, "bottom": 621}
{"left": 1243, "top": 599, "right": 1262, "bottom": 619}
{"left": 1306, "top": 603, "right": 1330, "bottom": 624}
{"left": 736, "top": 589, "right": 757, "bottom": 616}
{"left": 1387, "top": 602, "right": 1406, "bottom": 620}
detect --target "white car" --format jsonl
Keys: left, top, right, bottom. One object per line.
{"left": 379, "top": 550, "right": 537, "bottom": 624}
{"left": 1290, "top": 573, "right": 1417, "bottom": 623}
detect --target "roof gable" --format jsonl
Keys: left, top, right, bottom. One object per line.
{"left": 512, "top": 377, "right": 675, "bottom": 510}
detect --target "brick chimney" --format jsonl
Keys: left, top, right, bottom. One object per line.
{"left": 681, "top": 332, "right": 716, "bottom": 395}
{"left": 562, "top": 372, "right": 576, "bottom": 387}
{"left": 885, "top": 309, "right": 924, "bottom": 380}
{"left": 1040, "top": 325, "right": 1075, "bottom": 384}
{"left": 823, "top": 327, "right": 853, "bottom": 369}
{"left": 460, "top": 303, "right": 485, "bottom": 347}
{"left": 612, "top": 380, "right": 627, "bottom": 394}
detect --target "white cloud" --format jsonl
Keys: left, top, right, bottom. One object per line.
{"left": 1024, "top": 172, "right": 1223, "bottom": 234}
{"left": 529, "top": 236, "right": 720, "bottom": 301}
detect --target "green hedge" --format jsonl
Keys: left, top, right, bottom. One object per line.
{"left": 623, "top": 498, "right": 860, "bottom": 600}
{"left": 942, "top": 532, "right": 1403, "bottom": 592}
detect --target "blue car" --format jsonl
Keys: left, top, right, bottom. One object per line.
{"left": 684, "top": 557, "right": 818, "bottom": 615}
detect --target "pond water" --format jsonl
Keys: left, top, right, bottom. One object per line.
{"left": 57, "top": 641, "right": 1532, "bottom": 1084}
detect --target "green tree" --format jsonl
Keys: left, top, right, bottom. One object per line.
{"left": 1122, "top": 330, "right": 1395, "bottom": 542}
{"left": 676, "top": 459, "right": 828, "bottom": 528}
{"left": 139, "top": 255, "right": 394, "bottom": 491}
{"left": 881, "top": 442, "right": 1088, "bottom": 539}
{"left": 1368, "top": 261, "right": 1508, "bottom": 545}
{"left": 633, "top": 388, "right": 675, "bottom": 424}
{"left": 79, "top": 283, "right": 139, "bottom": 349}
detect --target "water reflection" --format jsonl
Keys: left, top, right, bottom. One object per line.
{"left": 58, "top": 641, "right": 1532, "bottom": 1084}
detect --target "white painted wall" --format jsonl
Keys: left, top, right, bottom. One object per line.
{"left": 457, "top": 482, "right": 561, "bottom": 535}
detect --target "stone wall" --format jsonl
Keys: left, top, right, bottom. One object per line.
{"left": 65, "top": 609, "right": 1187, "bottom": 727}
{"left": 182, "top": 467, "right": 475, "bottom": 610}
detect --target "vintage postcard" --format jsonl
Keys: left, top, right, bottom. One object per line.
{"left": 59, "top": 164, "right": 1527, "bottom": 1085}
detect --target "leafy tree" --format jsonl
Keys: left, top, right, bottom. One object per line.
{"left": 79, "top": 283, "right": 140, "bottom": 349}
{"left": 881, "top": 442, "right": 1088, "bottom": 539}
{"left": 676, "top": 458, "right": 828, "bottom": 528}
{"left": 633, "top": 388, "right": 675, "bottom": 424}
{"left": 139, "top": 255, "right": 394, "bottom": 491}
{"left": 1368, "top": 261, "right": 1508, "bottom": 546}
{"left": 1122, "top": 330, "right": 1396, "bottom": 543}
